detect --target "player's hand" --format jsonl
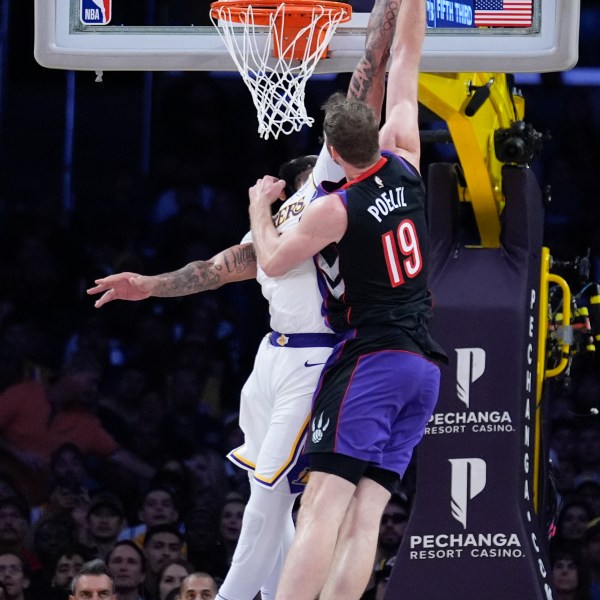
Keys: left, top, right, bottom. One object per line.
{"left": 86, "top": 272, "right": 154, "bottom": 307}
{"left": 249, "top": 176, "right": 287, "bottom": 208}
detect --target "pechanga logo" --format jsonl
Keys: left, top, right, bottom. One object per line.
{"left": 425, "top": 347, "right": 514, "bottom": 436}
{"left": 449, "top": 458, "right": 486, "bottom": 529}
{"left": 408, "top": 457, "right": 523, "bottom": 561}
{"left": 456, "top": 348, "right": 486, "bottom": 408}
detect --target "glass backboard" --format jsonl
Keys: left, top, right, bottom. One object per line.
{"left": 34, "top": 0, "right": 580, "bottom": 73}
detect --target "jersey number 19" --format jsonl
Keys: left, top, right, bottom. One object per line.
{"left": 381, "top": 219, "right": 423, "bottom": 287}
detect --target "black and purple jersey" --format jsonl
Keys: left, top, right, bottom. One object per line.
{"left": 315, "top": 151, "right": 444, "bottom": 360}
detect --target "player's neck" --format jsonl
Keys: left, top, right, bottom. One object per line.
{"left": 343, "top": 156, "right": 382, "bottom": 181}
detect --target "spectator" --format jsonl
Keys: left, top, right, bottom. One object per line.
{"left": 151, "top": 460, "right": 193, "bottom": 518}
{"left": 0, "top": 353, "right": 154, "bottom": 505}
{"left": 70, "top": 558, "right": 115, "bottom": 600}
{"left": 550, "top": 542, "right": 591, "bottom": 600}
{"left": 585, "top": 518, "right": 600, "bottom": 600}
{"left": 119, "top": 486, "right": 180, "bottom": 546}
{"left": 160, "top": 367, "right": 224, "bottom": 459}
{"left": 98, "top": 365, "right": 164, "bottom": 463}
{"left": 50, "top": 443, "right": 97, "bottom": 495}
{"left": 50, "top": 546, "right": 88, "bottom": 599}
{"left": 142, "top": 525, "right": 185, "bottom": 600}
{"left": 178, "top": 572, "right": 218, "bottom": 600}
{"left": 576, "top": 479, "right": 600, "bottom": 519}
{"left": 0, "top": 553, "right": 30, "bottom": 600}
{"left": 374, "top": 493, "right": 410, "bottom": 565}
{"left": 31, "top": 514, "right": 78, "bottom": 590}
{"left": 555, "top": 501, "right": 595, "bottom": 547}
{"left": 106, "top": 540, "right": 147, "bottom": 600}
{"left": 182, "top": 507, "right": 221, "bottom": 579}
{"left": 555, "top": 457, "right": 579, "bottom": 508}
{"left": 0, "top": 497, "right": 38, "bottom": 572}
{"left": 184, "top": 449, "right": 230, "bottom": 519}
{"left": 373, "top": 556, "right": 396, "bottom": 600}
{"left": 156, "top": 558, "right": 194, "bottom": 600}
{"left": 363, "top": 493, "right": 409, "bottom": 599}
{"left": 79, "top": 493, "right": 126, "bottom": 560}
{"left": 36, "top": 483, "right": 91, "bottom": 535}
{"left": 551, "top": 418, "right": 578, "bottom": 464}
{"left": 576, "top": 421, "right": 600, "bottom": 482}
{"left": 214, "top": 494, "right": 246, "bottom": 580}
{"left": 32, "top": 443, "right": 97, "bottom": 529}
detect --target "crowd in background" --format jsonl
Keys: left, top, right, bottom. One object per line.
{"left": 0, "top": 1, "right": 600, "bottom": 598}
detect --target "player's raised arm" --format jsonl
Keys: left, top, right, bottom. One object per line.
{"left": 347, "top": 0, "right": 399, "bottom": 123}
{"left": 378, "top": 0, "right": 425, "bottom": 169}
{"left": 86, "top": 243, "right": 257, "bottom": 308}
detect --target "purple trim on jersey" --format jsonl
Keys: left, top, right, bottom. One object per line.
{"left": 335, "top": 190, "right": 348, "bottom": 209}
{"left": 381, "top": 149, "right": 421, "bottom": 177}
{"left": 316, "top": 178, "right": 345, "bottom": 197}
{"left": 227, "top": 425, "right": 310, "bottom": 492}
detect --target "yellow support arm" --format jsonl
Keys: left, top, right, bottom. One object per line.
{"left": 418, "top": 72, "right": 525, "bottom": 248}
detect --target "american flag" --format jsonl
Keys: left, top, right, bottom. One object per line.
{"left": 474, "top": 0, "right": 533, "bottom": 27}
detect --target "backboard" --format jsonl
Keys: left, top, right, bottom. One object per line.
{"left": 34, "top": 0, "right": 580, "bottom": 74}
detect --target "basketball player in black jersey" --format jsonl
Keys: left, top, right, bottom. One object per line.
{"left": 249, "top": 1, "right": 447, "bottom": 599}
{"left": 87, "top": 2, "right": 403, "bottom": 599}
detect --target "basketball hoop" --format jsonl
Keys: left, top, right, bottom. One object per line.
{"left": 209, "top": 0, "right": 352, "bottom": 140}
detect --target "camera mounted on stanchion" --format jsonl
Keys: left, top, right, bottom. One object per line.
{"left": 494, "top": 121, "right": 547, "bottom": 166}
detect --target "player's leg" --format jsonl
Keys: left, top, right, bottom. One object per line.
{"left": 220, "top": 342, "right": 325, "bottom": 600}
{"left": 319, "top": 474, "right": 393, "bottom": 600}
{"left": 259, "top": 508, "right": 295, "bottom": 599}
{"left": 216, "top": 479, "right": 298, "bottom": 600}
{"left": 274, "top": 470, "right": 357, "bottom": 600}
{"left": 318, "top": 353, "right": 440, "bottom": 600}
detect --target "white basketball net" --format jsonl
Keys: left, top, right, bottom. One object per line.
{"left": 210, "top": 3, "right": 349, "bottom": 140}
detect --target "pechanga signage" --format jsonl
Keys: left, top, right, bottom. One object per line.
{"left": 409, "top": 531, "right": 523, "bottom": 560}
{"left": 408, "top": 458, "right": 525, "bottom": 562}
{"left": 388, "top": 166, "right": 552, "bottom": 599}
{"left": 425, "top": 347, "right": 515, "bottom": 436}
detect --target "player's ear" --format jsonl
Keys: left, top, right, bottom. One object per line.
{"left": 327, "top": 144, "right": 340, "bottom": 165}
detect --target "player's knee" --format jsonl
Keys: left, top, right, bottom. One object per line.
{"left": 231, "top": 505, "right": 266, "bottom": 565}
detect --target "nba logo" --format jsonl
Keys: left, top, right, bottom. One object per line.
{"left": 80, "top": 0, "right": 112, "bottom": 25}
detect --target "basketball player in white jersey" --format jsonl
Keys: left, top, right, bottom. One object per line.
{"left": 86, "top": 1, "right": 399, "bottom": 597}
{"left": 249, "top": 1, "right": 434, "bottom": 598}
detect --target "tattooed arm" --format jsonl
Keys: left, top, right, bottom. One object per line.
{"left": 86, "top": 243, "right": 257, "bottom": 308}
{"left": 379, "top": 0, "right": 425, "bottom": 170}
{"left": 347, "top": 0, "right": 399, "bottom": 124}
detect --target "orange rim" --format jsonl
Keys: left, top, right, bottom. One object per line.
{"left": 210, "top": 0, "right": 352, "bottom": 29}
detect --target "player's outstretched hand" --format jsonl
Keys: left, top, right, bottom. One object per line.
{"left": 86, "top": 272, "right": 154, "bottom": 307}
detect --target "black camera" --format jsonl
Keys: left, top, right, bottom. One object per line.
{"left": 494, "top": 120, "right": 545, "bottom": 166}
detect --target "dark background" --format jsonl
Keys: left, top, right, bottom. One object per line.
{"left": 0, "top": 1, "right": 599, "bottom": 415}
{"left": 0, "top": 5, "right": 599, "bottom": 594}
